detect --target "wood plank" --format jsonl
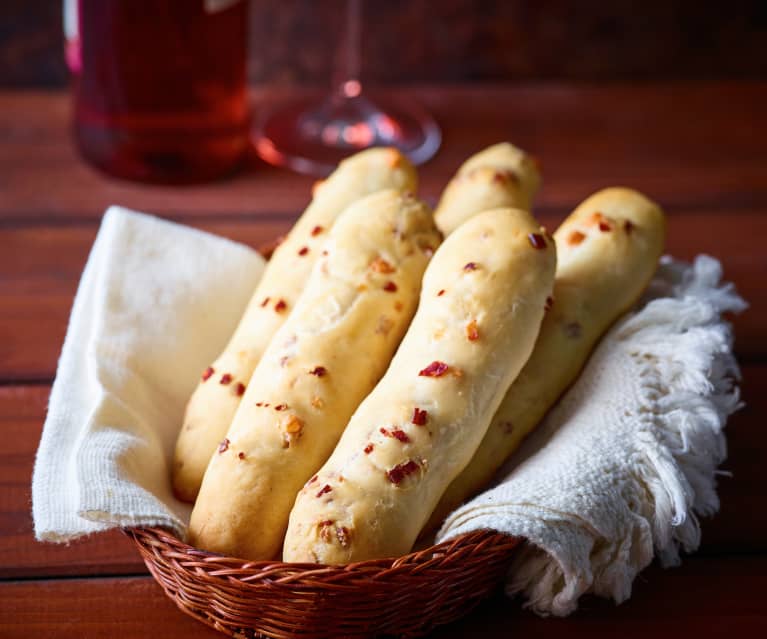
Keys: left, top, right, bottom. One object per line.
{"left": 691, "top": 364, "right": 767, "bottom": 554}
{"left": 1, "top": 556, "right": 766, "bottom": 638}
{"left": 0, "top": 85, "right": 766, "bottom": 221}
{"left": 4, "top": 2, "right": 767, "bottom": 88}
{"left": 0, "top": 386, "right": 146, "bottom": 578}
{"left": 0, "top": 576, "right": 216, "bottom": 638}
{"left": 433, "top": 556, "right": 767, "bottom": 638}
{"left": 2, "top": 210, "right": 764, "bottom": 382}
{"left": 2, "top": 364, "right": 764, "bottom": 579}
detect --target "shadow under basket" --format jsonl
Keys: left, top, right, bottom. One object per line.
{"left": 125, "top": 527, "right": 521, "bottom": 638}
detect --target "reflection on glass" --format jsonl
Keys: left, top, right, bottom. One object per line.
{"left": 254, "top": 0, "right": 441, "bottom": 176}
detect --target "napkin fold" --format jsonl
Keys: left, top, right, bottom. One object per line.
{"left": 32, "top": 208, "right": 744, "bottom": 617}
{"left": 32, "top": 207, "right": 265, "bottom": 541}
{"left": 436, "top": 255, "right": 746, "bottom": 615}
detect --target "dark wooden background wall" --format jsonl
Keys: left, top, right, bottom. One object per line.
{"left": 1, "top": 0, "right": 766, "bottom": 88}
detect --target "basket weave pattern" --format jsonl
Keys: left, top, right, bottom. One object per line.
{"left": 126, "top": 527, "right": 520, "bottom": 638}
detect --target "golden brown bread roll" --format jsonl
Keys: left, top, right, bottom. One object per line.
{"left": 433, "top": 142, "right": 541, "bottom": 236}
{"left": 187, "top": 189, "right": 440, "bottom": 560}
{"left": 173, "top": 148, "right": 417, "bottom": 502}
{"left": 282, "top": 207, "right": 556, "bottom": 564}
{"left": 425, "top": 187, "right": 666, "bottom": 530}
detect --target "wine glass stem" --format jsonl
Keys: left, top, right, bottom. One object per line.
{"left": 333, "top": 0, "right": 362, "bottom": 98}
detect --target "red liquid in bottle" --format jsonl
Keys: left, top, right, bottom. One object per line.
{"left": 72, "top": 0, "right": 250, "bottom": 183}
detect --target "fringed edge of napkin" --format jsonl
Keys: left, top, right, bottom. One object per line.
{"left": 505, "top": 255, "right": 747, "bottom": 615}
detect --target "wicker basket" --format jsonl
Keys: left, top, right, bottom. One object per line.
{"left": 126, "top": 527, "right": 520, "bottom": 639}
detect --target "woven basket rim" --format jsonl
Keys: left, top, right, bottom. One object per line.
{"left": 125, "top": 526, "right": 521, "bottom": 577}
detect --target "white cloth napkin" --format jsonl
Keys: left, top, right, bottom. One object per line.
{"left": 436, "top": 255, "right": 746, "bottom": 615}
{"left": 32, "top": 208, "right": 744, "bottom": 616}
{"left": 32, "top": 207, "right": 265, "bottom": 541}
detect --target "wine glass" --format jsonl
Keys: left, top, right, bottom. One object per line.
{"left": 253, "top": 0, "right": 441, "bottom": 176}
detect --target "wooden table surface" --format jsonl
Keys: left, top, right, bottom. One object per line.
{"left": 1, "top": 84, "right": 766, "bottom": 637}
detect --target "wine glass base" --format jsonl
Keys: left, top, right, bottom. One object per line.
{"left": 253, "top": 93, "right": 441, "bottom": 176}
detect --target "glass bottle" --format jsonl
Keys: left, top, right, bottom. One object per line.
{"left": 66, "top": 0, "right": 250, "bottom": 184}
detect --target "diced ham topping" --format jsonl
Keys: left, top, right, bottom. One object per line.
{"left": 316, "top": 484, "right": 332, "bottom": 498}
{"left": 466, "top": 319, "right": 480, "bottom": 341}
{"left": 528, "top": 233, "right": 547, "bottom": 249}
{"left": 567, "top": 230, "right": 585, "bottom": 245}
{"left": 386, "top": 460, "right": 420, "bottom": 485}
{"left": 419, "top": 361, "right": 449, "bottom": 377}
{"left": 412, "top": 408, "right": 428, "bottom": 426}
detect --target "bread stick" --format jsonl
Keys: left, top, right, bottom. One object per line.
{"left": 173, "top": 148, "right": 417, "bottom": 502}
{"left": 433, "top": 142, "right": 541, "bottom": 236}
{"left": 425, "top": 187, "right": 666, "bottom": 530}
{"left": 187, "top": 190, "right": 440, "bottom": 560}
{"left": 283, "top": 208, "right": 556, "bottom": 564}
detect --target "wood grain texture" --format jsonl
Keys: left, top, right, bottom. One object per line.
{"left": 1, "top": 556, "right": 766, "bottom": 638}
{"left": 0, "top": 386, "right": 145, "bottom": 578}
{"left": 3, "top": 1, "right": 767, "bottom": 87}
{"left": 431, "top": 556, "right": 767, "bottom": 638}
{"left": 0, "top": 576, "right": 217, "bottom": 638}
{"left": 249, "top": 0, "right": 767, "bottom": 85}
{"left": 0, "top": 85, "right": 766, "bottom": 220}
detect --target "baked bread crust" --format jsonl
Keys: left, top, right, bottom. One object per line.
{"left": 187, "top": 190, "right": 440, "bottom": 560}
{"left": 173, "top": 149, "right": 417, "bottom": 502}
{"left": 433, "top": 142, "right": 541, "bottom": 236}
{"left": 426, "top": 187, "right": 666, "bottom": 530}
{"left": 283, "top": 207, "right": 556, "bottom": 564}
